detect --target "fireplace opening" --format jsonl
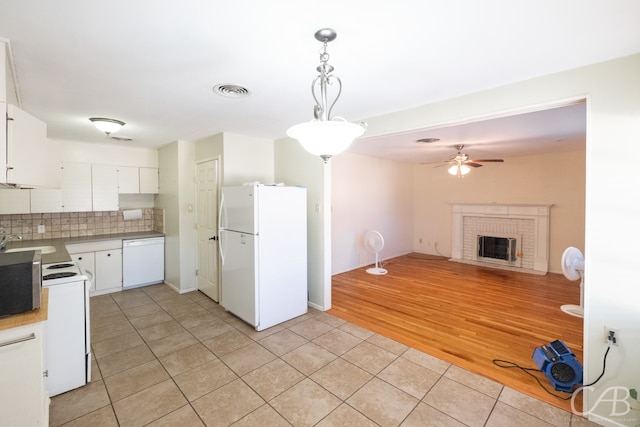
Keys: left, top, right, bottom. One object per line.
{"left": 477, "top": 235, "right": 517, "bottom": 262}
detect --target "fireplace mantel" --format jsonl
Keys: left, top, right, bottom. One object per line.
{"left": 451, "top": 203, "right": 552, "bottom": 273}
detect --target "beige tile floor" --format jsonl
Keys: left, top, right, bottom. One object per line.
{"left": 50, "top": 284, "right": 599, "bottom": 427}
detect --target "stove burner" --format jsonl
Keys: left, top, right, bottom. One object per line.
{"left": 43, "top": 272, "right": 78, "bottom": 280}
{"left": 46, "top": 263, "right": 75, "bottom": 270}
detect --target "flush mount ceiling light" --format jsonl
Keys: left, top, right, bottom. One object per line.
{"left": 89, "top": 117, "right": 125, "bottom": 135}
{"left": 286, "top": 28, "right": 366, "bottom": 163}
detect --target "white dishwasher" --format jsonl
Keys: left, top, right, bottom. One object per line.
{"left": 122, "top": 237, "right": 165, "bottom": 289}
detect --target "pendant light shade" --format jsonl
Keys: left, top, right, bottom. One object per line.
{"left": 287, "top": 119, "right": 365, "bottom": 161}
{"left": 286, "top": 28, "right": 366, "bottom": 162}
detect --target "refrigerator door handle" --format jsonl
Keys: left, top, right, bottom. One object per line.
{"left": 218, "top": 231, "right": 226, "bottom": 265}
{"left": 218, "top": 193, "right": 226, "bottom": 265}
{"left": 218, "top": 193, "right": 226, "bottom": 230}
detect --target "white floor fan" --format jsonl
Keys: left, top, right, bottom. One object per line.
{"left": 560, "top": 246, "right": 585, "bottom": 318}
{"left": 364, "top": 230, "right": 388, "bottom": 275}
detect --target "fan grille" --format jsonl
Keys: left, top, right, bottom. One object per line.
{"left": 364, "top": 231, "right": 384, "bottom": 253}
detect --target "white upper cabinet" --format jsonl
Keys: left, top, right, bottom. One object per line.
{"left": 117, "top": 166, "right": 139, "bottom": 194}
{"left": 0, "top": 188, "right": 30, "bottom": 214}
{"left": 30, "top": 188, "right": 63, "bottom": 213}
{"left": 61, "top": 163, "right": 92, "bottom": 212}
{"left": 118, "top": 166, "right": 158, "bottom": 194}
{"left": 139, "top": 167, "right": 159, "bottom": 194}
{"left": 91, "top": 164, "right": 119, "bottom": 211}
{"left": 2, "top": 42, "right": 50, "bottom": 188}
{"left": 4, "top": 104, "right": 48, "bottom": 188}
{"left": 0, "top": 102, "right": 6, "bottom": 180}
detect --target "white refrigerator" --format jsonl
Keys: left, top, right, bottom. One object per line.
{"left": 219, "top": 185, "right": 308, "bottom": 331}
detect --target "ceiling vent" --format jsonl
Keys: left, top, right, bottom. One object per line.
{"left": 415, "top": 138, "right": 440, "bottom": 144}
{"left": 109, "top": 135, "right": 133, "bottom": 142}
{"left": 212, "top": 84, "right": 251, "bottom": 98}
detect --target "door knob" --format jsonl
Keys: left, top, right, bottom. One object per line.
{"left": 209, "top": 236, "right": 218, "bottom": 241}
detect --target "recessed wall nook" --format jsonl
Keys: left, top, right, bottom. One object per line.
{"left": 451, "top": 203, "right": 551, "bottom": 274}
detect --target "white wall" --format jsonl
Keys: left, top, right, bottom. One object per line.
{"left": 413, "top": 149, "right": 586, "bottom": 273}
{"left": 342, "top": 53, "right": 640, "bottom": 426}
{"left": 156, "top": 143, "right": 180, "bottom": 290}
{"left": 274, "top": 138, "right": 327, "bottom": 310}
{"left": 177, "top": 140, "right": 196, "bottom": 293}
{"left": 156, "top": 140, "right": 196, "bottom": 293}
{"left": 221, "top": 133, "right": 274, "bottom": 185}
{"left": 58, "top": 139, "right": 158, "bottom": 167}
{"left": 331, "top": 152, "right": 414, "bottom": 274}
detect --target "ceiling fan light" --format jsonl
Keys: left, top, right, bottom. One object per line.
{"left": 448, "top": 164, "right": 471, "bottom": 177}
{"left": 89, "top": 117, "right": 125, "bottom": 134}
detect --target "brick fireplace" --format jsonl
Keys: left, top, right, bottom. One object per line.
{"left": 451, "top": 203, "right": 551, "bottom": 274}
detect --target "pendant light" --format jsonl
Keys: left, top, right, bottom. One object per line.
{"left": 286, "top": 28, "right": 366, "bottom": 163}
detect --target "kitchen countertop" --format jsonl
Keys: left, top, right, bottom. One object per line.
{"left": 0, "top": 288, "right": 48, "bottom": 331}
{"left": 4, "top": 231, "right": 164, "bottom": 264}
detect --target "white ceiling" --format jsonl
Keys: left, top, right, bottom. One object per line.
{"left": 1, "top": 1, "right": 639, "bottom": 162}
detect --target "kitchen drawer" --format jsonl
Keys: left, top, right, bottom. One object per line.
{"left": 66, "top": 239, "right": 122, "bottom": 254}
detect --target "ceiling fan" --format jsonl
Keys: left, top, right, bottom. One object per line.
{"left": 437, "top": 144, "right": 504, "bottom": 177}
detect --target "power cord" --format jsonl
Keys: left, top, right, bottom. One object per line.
{"left": 583, "top": 340, "right": 612, "bottom": 387}
{"left": 434, "top": 242, "right": 447, "bottom": 258}
{"left": 493, "top": 339, "right": 613, "bottom": 400}
{"left": 492, "top": 359, "right": 574, "bottom": 400}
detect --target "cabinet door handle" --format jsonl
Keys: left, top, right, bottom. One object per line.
{"left": 0, "top": 333, "right": 36, "bottom": 348}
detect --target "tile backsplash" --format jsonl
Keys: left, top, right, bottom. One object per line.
{"left": 0, "top": 208, "right": 164, "bottom": 241}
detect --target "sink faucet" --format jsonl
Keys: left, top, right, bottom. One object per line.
{"left": 0, "top": 228, "right": 22, "bottom": 251}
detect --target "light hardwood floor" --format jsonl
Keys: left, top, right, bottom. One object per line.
{"left": 329, "top": 253, "right": 584, "bottom": 412}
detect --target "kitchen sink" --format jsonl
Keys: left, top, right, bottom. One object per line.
{"left": 4, "top": 245, "right": 57, "bottom": 254}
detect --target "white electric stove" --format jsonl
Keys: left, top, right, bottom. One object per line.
{"left": 42, "top": 262, "right": 92, "bottom": 396}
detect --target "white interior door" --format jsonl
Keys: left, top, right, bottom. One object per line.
{"left": 196, "top": 159, "right": 220, "bottom": 301}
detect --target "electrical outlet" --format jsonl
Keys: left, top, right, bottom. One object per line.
{"left": 604, "top": 326, "right": 620, "bottom": 345}
{"left": 37, "top": 224, "right": 45, "bottom": 234}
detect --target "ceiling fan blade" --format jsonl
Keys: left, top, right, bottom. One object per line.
{"left": 466, "top": 162, "right": 483, "bottom": 168}
{"left": 431, "top": 162, "right": 450, "bottom": 168}
{"left": 469, "top": 159, "right": 504, "bottom": 163}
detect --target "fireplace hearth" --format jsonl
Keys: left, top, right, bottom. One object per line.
{"left": 451, "top": 203, "right": 551, "bottom": 274}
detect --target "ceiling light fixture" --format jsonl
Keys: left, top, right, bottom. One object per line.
{"left": 286, "top": 28, "right": 366, "bottom": 163}
{"left": 448, "top": 163, "right": 470, "bottom": 178}
{"left": 89, "top": 117, "right": 125, "bottom": 135}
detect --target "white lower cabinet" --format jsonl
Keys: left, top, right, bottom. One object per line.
{"left": 95, "top": 249, "right": 122, "bottom": 294}
{"left": 67, "top": 240, "right": 122, "bottom": 296}
{"left": 0, "top": 322, "right": 48, "bottom": 426}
